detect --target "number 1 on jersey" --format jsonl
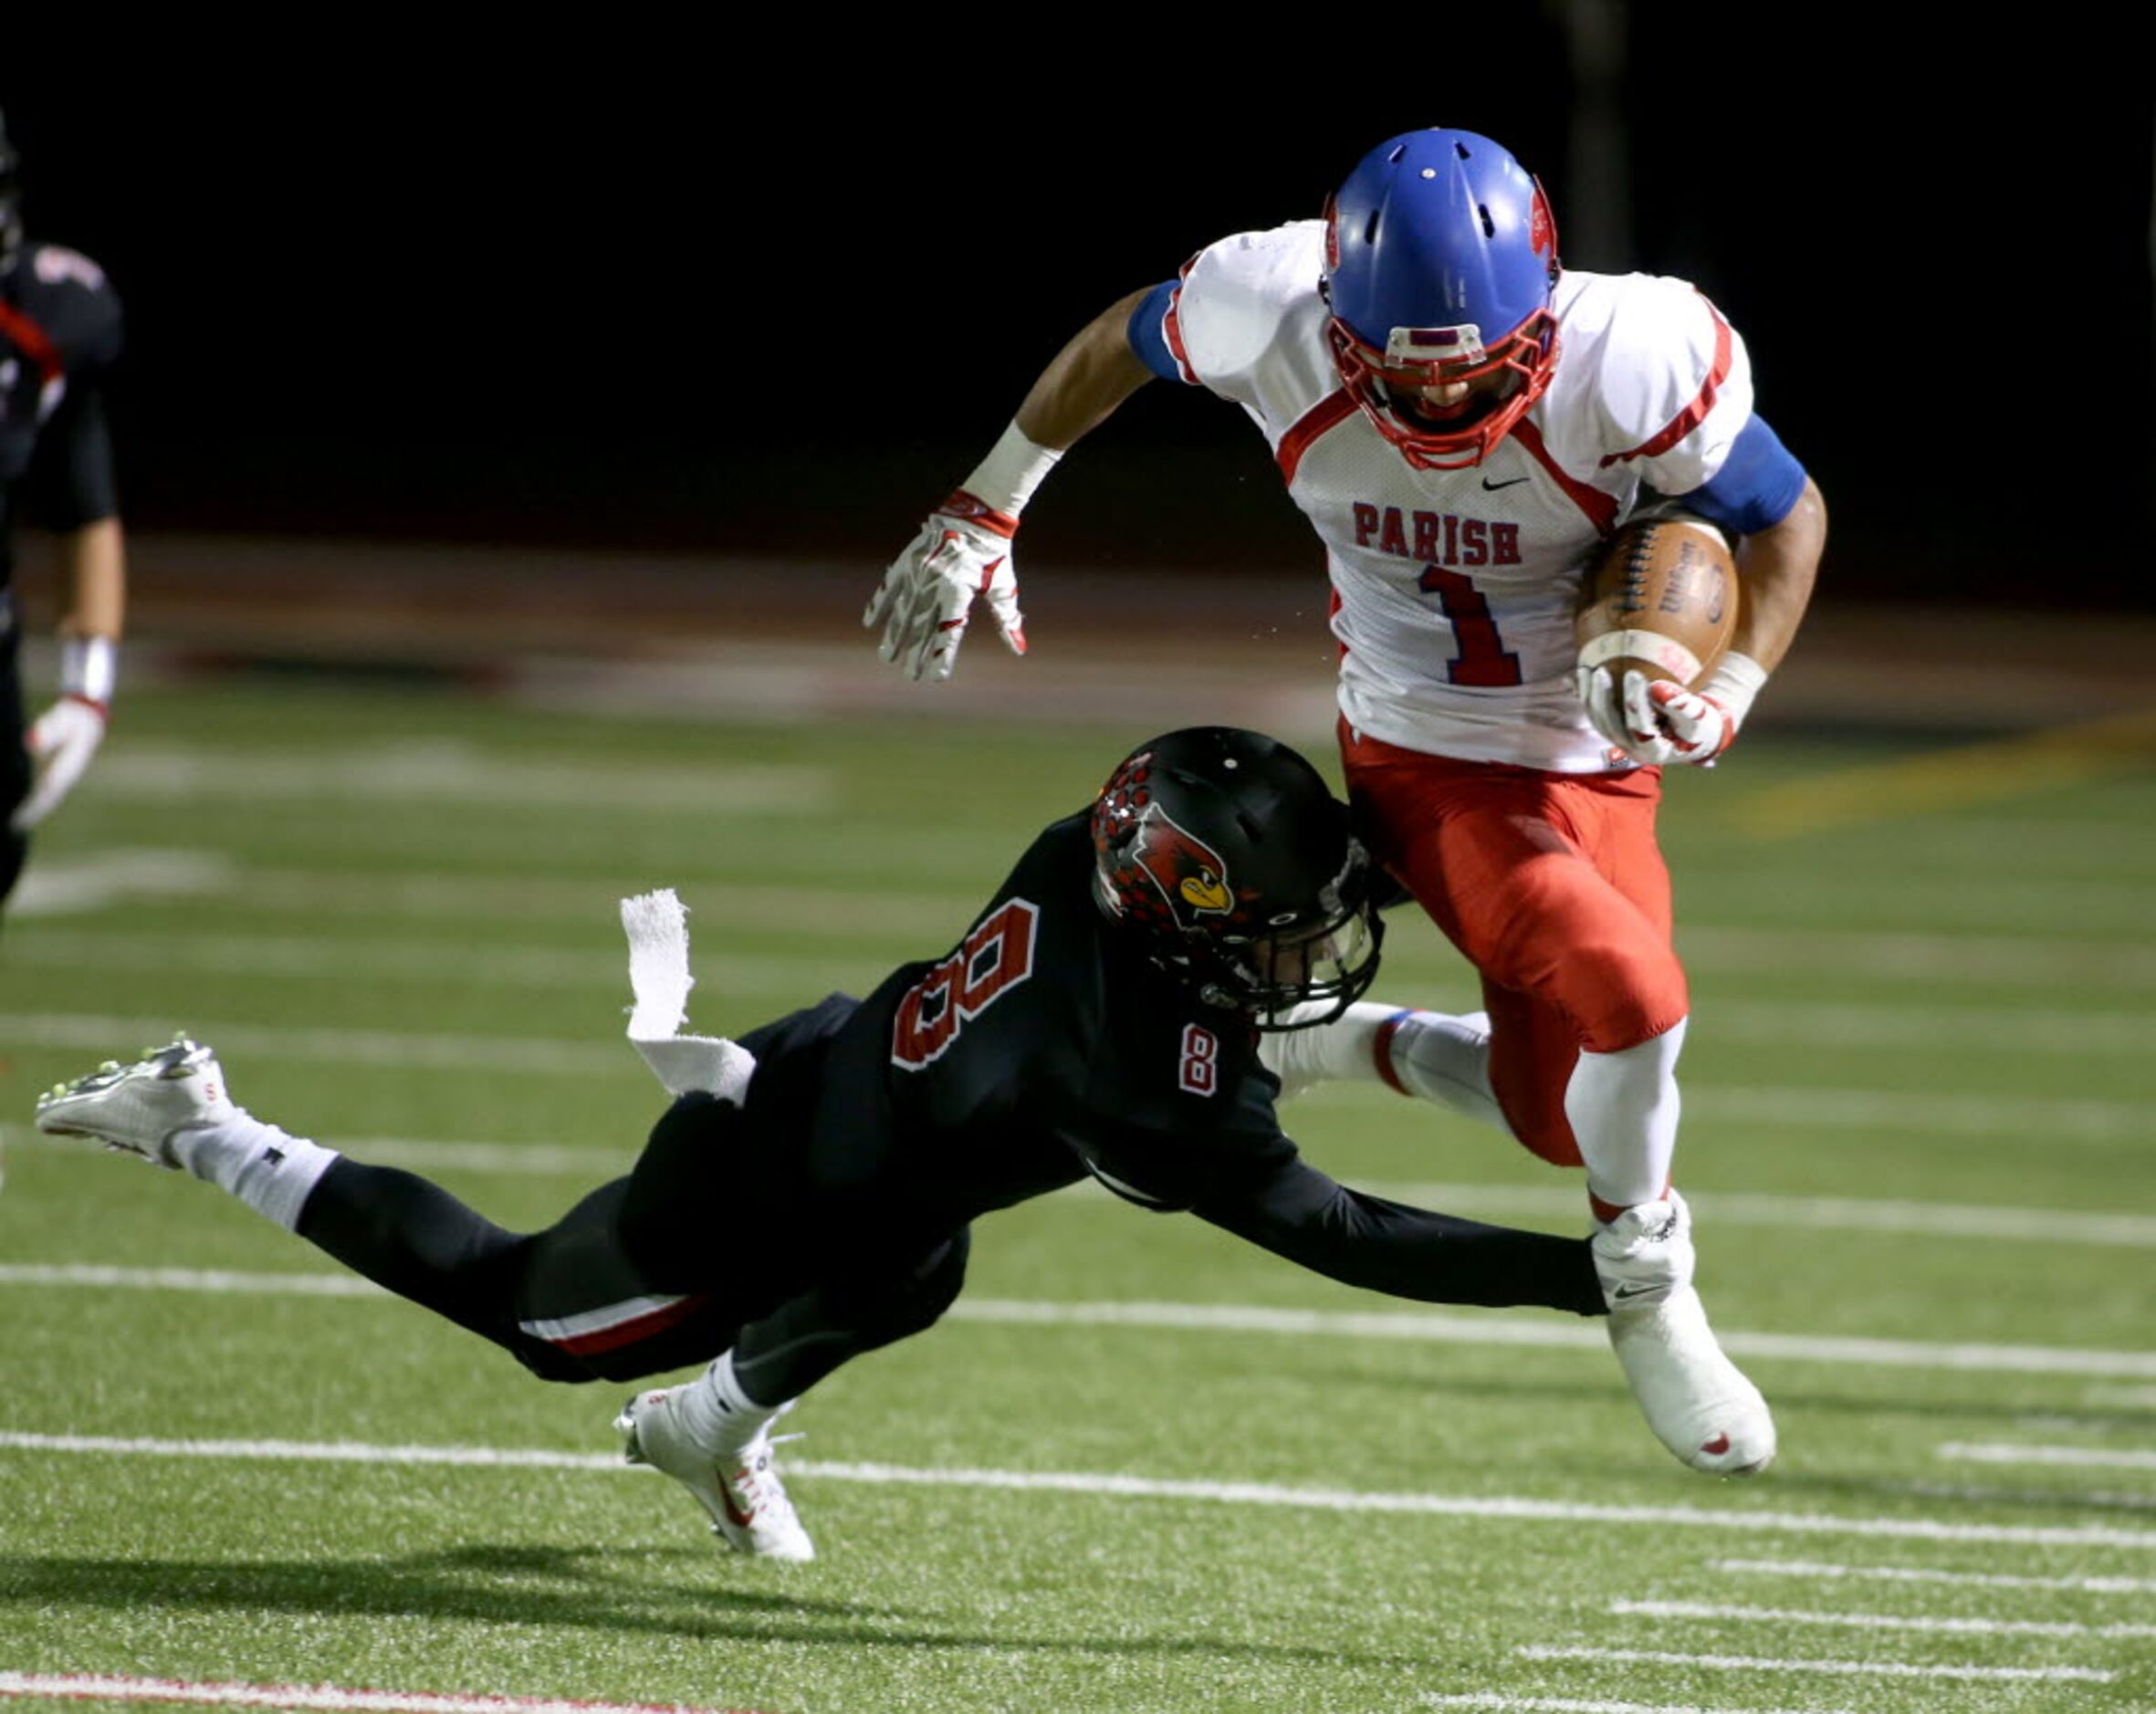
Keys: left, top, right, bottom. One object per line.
{"left": 1417, "top": 566, "right": 1522, "bottom": 687}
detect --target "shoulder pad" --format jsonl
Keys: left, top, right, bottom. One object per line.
{"left": 1173, "top": 221, "right": 1325, "bottom": 392}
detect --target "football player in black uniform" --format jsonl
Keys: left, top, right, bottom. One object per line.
{"left": 1, "top": 110, "right": 128, "bottom": 913}
{"left": 38, "top": 727, "right": 1614, "bottom": 1562}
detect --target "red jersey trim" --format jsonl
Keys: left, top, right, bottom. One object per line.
{"left": 1162, "top": 253, "right": 1201, "bottom": 385}
{"left": 1512, "top": 419, "right": 1618, "bottom": 534}
{"left": 1597, "top": 295, "right": 1734, "bottom": 469}
{"left": 1277, "top": 390, "right": 1361, "bottom": 486}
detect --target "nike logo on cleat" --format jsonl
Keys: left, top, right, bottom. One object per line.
{"left": 1700, "top": 1432, "right": 1732, "bottom": 1456}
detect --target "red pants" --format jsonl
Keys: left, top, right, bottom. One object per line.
{"left": 1340, "top": 720, "right": 1690, "bottom": 1167}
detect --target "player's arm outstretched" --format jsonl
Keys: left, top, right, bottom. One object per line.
{"left": 865, "top": 288, "right": 1157, "bottom": 681}
{"left": 1192, "top": 1152, "right": 1607, "bottom": 1317}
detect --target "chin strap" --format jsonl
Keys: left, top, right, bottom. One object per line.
{"left": 620, "top": 887, "right": 755, "bottom": 1103}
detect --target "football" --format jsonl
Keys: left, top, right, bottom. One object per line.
{"left": 1575, "top": 517, "right": 1740, "bottom": 690}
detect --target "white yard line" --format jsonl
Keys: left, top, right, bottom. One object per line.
{"left": 219, "top": 872, "right": 972, "bottom": 936}
{"left": 89, "top": 746, "right": 832, "bottom": 815}
{"left": 1609, "top": 1597, "right": 2156, "bottom": 1638}
{"left": 0, "top": 1265, "right": 387, "bottom": 1297}
{"left": 949, "top": 1299, "right": 2156, "bottom": 1382}
{"left": 0, "top": 1016, "right": 626, "bottom": 1075}
{"left": 3, "top": 1264, "right": 2151, "bottom": 1380}
{"left": 1678, "top": 925, "right": 2156, "bottom": 991}
{"left": 0, "top": 1674, "right": 765, "bottom": 1714}
{"left": 18, "top": 852, "right": 2156, "bottom": 985}
{"left": 1677, "top": 1082, "right": 2151, "bottom": 1145}
{"left": 2086, "top": 1385, "right": 2156, "bottom": 1408}
{"left": 1939, "top": 1441, "right": 2156, "bottom": 1470}
{"left": 14, "top": 1011, "right": 2156, "bottom": 1144}
{"left": 1421, "top": 1698, "right": 1850, "bottom": 1714}
{"left": 7, "top": 851, "right": 236, "bottom": 919}
{"left": 1364, "top": 1180, "right": 2156, "bottom": 1249}
{"left": 1711, "top": 1556, "right": 2156, "bottom": 1594}
{"left": 26, "top": 1124, "right": 2154, "bottom": 1249}
{"left": 20, "top": 925, "right": 2154, "bottom": 1054}
{"left": 1704, "top": 996, "right": 2156, "bottom": 1056}
{"left": 4, "top": 930, "right": 870, "bottom": 998}
{"left": 1514, "top": 1646, "right": 2114, "bottom": 1684}
{"left": 3, "top": 1431, "right": 2153, "bottom": 1550}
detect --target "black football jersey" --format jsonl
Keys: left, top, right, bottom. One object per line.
{"left": 1, "top": 240, "right": 123, "bottom": 590}
{"left": 734, "top": 813, "right": 1604, "bottom": 1317}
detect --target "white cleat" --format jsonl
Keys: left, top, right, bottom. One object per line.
{"left": 1593, "top": 1191, "right": 1776, "bottom": 1477}
{"left": 34, "top": 1037, "right": 235, "bottom": 1169}
{"left": 616, "top": 1388, "right": 814, "bottom": 1562}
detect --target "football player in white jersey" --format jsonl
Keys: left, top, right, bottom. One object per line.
{"left": 867, "top": 127, "right": 1828, "bottom": 1479}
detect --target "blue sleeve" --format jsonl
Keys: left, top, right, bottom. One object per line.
{"left": 1126, "top": 279, "right": 1182, "bottom": 382}
{"left": 1681, "top": 414, "right": 1807, "bottom": 537}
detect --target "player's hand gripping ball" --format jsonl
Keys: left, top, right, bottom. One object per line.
{"left": 865, "top": 492, "right": 1028, "bottom": 682}
{"left": 1575, "top": 517, "right": 1742, "bottom": 765}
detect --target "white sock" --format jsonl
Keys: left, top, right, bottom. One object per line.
{"left": 165, "top": 1110, "right": 340, "bottom": 1232}
{"left": 1385, "top": 1009, "right": 1509, "bottom": 1133}
{"left": 1261, "top": 1000, "right": 1509, "bottom": 1134}
{"left": 1260, "top": 999, "right": 1394, "bottom": 1098}
{"left": 1564, "top": 1018, "right": 1688, "bottom": 1213}
{"left": 674, "top": 1350, "right": 786, "bottom": 1455}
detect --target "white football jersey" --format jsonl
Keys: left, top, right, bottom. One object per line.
{"left": 1160, "top": 220, "right": 1756, "bottom": 772}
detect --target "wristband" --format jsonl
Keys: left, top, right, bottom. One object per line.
{"left": 959, "top": 421, "right": 1064, "bottom": 517}
{"left": 60, "top": 634, "right": 118, "bottom": 709}
{"left": 1700, "top": 652, "right": 1766, "bottom": 729}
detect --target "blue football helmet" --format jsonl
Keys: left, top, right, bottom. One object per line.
{"left": 1322, "top": 129, "right": 1561, "bottom": 469}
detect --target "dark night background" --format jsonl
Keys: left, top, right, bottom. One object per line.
{"left": 6, "top": 32, "right": 2154, "bottom": 610}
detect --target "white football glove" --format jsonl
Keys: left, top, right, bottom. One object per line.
{"left": 1575, "top": 662, "right": 1635, "bottom": 754}
{"left": 864, "top": 491, "right": 1026, "bottom": 683}
{"left": 1577, "top": 653, "right": 1767, "bottom": 769}
{"left": 13, "top": 693, "right": 109, "bottom": 831}
{"left": 1621, "top": 670, "right": 1737, "bottom": 766}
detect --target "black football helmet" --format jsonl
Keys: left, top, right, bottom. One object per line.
{"left": 0, "top": 111, "right": 21, "bottom": 271}
{"left": 1091, "top": 726, "right": 1384, "bottom": 1029}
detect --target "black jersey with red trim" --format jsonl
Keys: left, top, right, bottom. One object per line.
{"left": 0, "top": 240, "right": 123, "bottom": 590}
{"left": 727, "top": 811, "right": 1604, "bottom": 1317}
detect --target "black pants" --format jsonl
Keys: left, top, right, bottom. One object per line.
{"left": 298, "top": 1091, "right": 971, "bottom": 1401}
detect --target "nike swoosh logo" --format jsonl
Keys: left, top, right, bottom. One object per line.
{"left": 1481, "top": 476, "right": 1531, "bottom": 491}
{"left": 1610, "top": 1282, "right": 1659, "bottom": 1301}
